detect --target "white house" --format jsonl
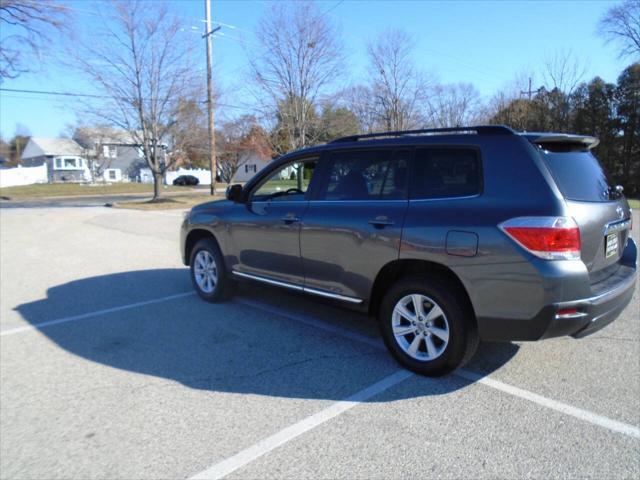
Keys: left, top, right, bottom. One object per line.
{"left": 151, "top": 150, "right": 273, "bottom": 186}
{"left": 73, "top": 127, "right": 147, "bottom": 182}
{"left": 231, "top": 151, "right": 272, "bottom": 182}
{"left": 21, "top": 138, "right": 90, "bottom": 183}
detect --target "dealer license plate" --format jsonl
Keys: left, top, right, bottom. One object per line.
{"left": 605, "top": 233, "right": 618, "bottom": 259}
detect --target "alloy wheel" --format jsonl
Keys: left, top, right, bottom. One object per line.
{"left": 391, "top": 294, "right": 450, "bottom": 361}
{"left": 193, "top": 250, "right": 218, "bottom": 294}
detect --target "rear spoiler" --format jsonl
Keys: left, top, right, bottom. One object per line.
{"left": 523, "top": 133, "right": 600, "bottom": 150}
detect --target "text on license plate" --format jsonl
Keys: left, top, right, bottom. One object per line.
{"left": 605, "top": 233, "right": 618, "bottom": 258}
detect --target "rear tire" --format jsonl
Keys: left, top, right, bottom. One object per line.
{"left": 379, "top": 275, "right": 478, "bottom": 376}
{"left": 190, "top": 238, "right": 236, "bottom": 302}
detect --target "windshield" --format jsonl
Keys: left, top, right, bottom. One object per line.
{"left": 539, "top": 149, "right": 616, "bottom": 202}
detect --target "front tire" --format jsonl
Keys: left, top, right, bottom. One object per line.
{"left": 190, "top": 238, "right": 236, "bottom": 302}
{"left": 379, "top": 275, "right": 478, "bottom": 376}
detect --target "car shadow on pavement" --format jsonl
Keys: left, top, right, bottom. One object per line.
{"left": 15, "top": 268, "right": 519, "bottom": 400}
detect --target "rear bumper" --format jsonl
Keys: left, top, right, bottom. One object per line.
{"left": 545, "top": 263, "right": 636, "bottom": 339}
{"left": 478, "top": 238, "right": 637, "bottom": 341}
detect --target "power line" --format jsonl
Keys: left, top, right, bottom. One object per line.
{"left": 0, "top": 87, "right": 108, "bottom": 99}
{"left": 0, "top": 87, "right": 262, "bottom": 112}
{"left": 323, "top": 0, "right": 346, "bottom": 15}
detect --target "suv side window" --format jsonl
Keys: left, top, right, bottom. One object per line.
{"left": 318, "top": 149, "right": 409, "bottom": 201}
{"left": 251, "top": 159, "right": 318, "bottom": 202}
{"left": 411, "top": 148, "right": 481, "bottom": 199}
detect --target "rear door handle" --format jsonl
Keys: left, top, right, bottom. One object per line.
{"left": 281, "top": 215, "right": 300, "bottom": 224}
{"left": 369, "top": 216, "right": 395, "bottom": 228}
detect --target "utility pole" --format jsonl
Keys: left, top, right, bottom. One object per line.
{"left": 520, "top": 77, "right": 542, "bottom": 100}
{"left": 203, "top": 0, "right": 221, "bottom": 196}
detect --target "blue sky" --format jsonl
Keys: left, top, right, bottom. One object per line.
{"left": 0, "top": 0, "right": 632, "bottom": 139}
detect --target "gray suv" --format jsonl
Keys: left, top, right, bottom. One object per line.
{"left": 180, "top": 126, "right": 637, "bottom": 376}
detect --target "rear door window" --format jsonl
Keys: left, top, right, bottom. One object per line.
{"left": 540, "top": 150, "right": 613, "bottom": 202}
{"left": 411, "top": 148, "right": 481, "bottom": 199}
{"left": 318, "top": 149, "right": 409, "bottom": 200}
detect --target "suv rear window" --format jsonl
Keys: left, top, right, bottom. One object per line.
{"left": 411, "top": 148, "right": 481, "bottom": 199}
{"left": 540, "top": 150, "right": 613, "bottom": 202}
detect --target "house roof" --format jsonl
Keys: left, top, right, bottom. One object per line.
{"left": 21, "top": 138, "right": 84, "bottom": 159}
{"left": 73, "top": 127, "right": 140, "bottom": 147}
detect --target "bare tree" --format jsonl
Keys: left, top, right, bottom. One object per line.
{"left": 342, "top": 85, "right": 378, "bottom": 133}
{"left": 249, "top": 0, "right": 344, "bottom": 152}
{"left": 542, "top": 50, "right": 587, "bottom": 95}
{"left": 69, "top": 0, "right": 198, "bottom": 200}
{"left": 167, "top": 99, "right": 209, "bottom": 169}
{"left": 366, "top": 28, "right": 431, "bottom": 131}
{"left": 0, "top": 0, "right": 68, "bottom": 79}
{"left": 539, "top": 51, "right": 587, "bottom": 131}
{"left": 426, "top": 83, "right": 484, "bottom": 128}
{"left": 598, "top": 0, "right": 640, "bottom": 59}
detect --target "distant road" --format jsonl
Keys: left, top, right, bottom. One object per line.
{"left": 0, "top": 194, "right": 153, "bottom": 209}
{"left": 0, "top": 189, "right": 227, "bottom": 209}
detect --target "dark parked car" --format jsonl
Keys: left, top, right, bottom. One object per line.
{"left": 173, "top": 175, "right": 199, "bottom": 186}
{"left": 180, "top": 126, "right": 637, "bottom": 376}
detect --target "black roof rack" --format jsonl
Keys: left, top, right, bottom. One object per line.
{"left": 329, "top": 125, "right": 515, "bottom": 144}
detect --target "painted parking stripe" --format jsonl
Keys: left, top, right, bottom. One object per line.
{"left": 190, "top": 369, "right": 414, "bottom": 480}
{"left": 188, "top": 297, "right": 639, "bottom": 479}
{"left": 457, "top": 370, "right": 640, "bottom": 439}
{"left": 4, "top": 288, "right": 638, "bottom": 446}
{"left": 0, "top": 292, "right": 196, "bottom": 336}
{"left": 238, "top": 298, "right": 640, "bottom": 440}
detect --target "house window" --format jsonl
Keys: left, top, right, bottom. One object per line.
{"left": 245, "top": 164, "right": 257, "bottom": 173}
{"left": 54, "top": 157, "right": 83, "bottom": 170}
{"left": 102, "top": 145, "right": 118, "bottom": 158}
{"left": 108, "top": 170, "right": 117, "bottom": 180}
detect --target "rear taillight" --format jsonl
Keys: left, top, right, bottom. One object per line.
{"left": 499, "top": 217, "right": 581, "bottom": 260}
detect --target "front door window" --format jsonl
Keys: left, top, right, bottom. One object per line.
{"left": 252, "top": 160, "right": 318, "bottom": 202}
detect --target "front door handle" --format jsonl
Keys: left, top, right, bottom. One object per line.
{"left": 369, "top": 216, "right": 395, "bottom": 228}
{"left": 281, "top": 215, "right": 300, "bottom": 224}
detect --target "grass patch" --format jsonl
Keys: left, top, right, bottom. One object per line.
{"left": 627, "top": 198, "right": 640, "bottom": 209}
{"left": 111, "top": 195, "right": 223, "bottom": 210}
{"left": 0, "top": 183, "right": 203, "bottom": 199}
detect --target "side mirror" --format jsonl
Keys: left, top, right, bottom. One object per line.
{"left": 225, "top": 184, "right": 243, "bottom": 203}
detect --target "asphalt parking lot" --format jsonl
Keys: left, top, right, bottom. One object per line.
{"left": 1, "top": 203, "right": 638, "bottom": 479}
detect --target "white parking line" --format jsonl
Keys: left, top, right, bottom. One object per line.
{"left": 4, "top": 288, "right": 638, "bottom": 480}
{"left": 237, "top": 298, "right": 640, "bottom": 440}
{"left": 190, "top": 369, "right": 414, "bottom": 480}
{"left": 457, "top": 370, "right": 640, "bottom": 439}
{"left": 186, "top": 298, "right": 640, "bottom": 479}
{"left": 0, "top": 292, "right": 196, "bottom": 336}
